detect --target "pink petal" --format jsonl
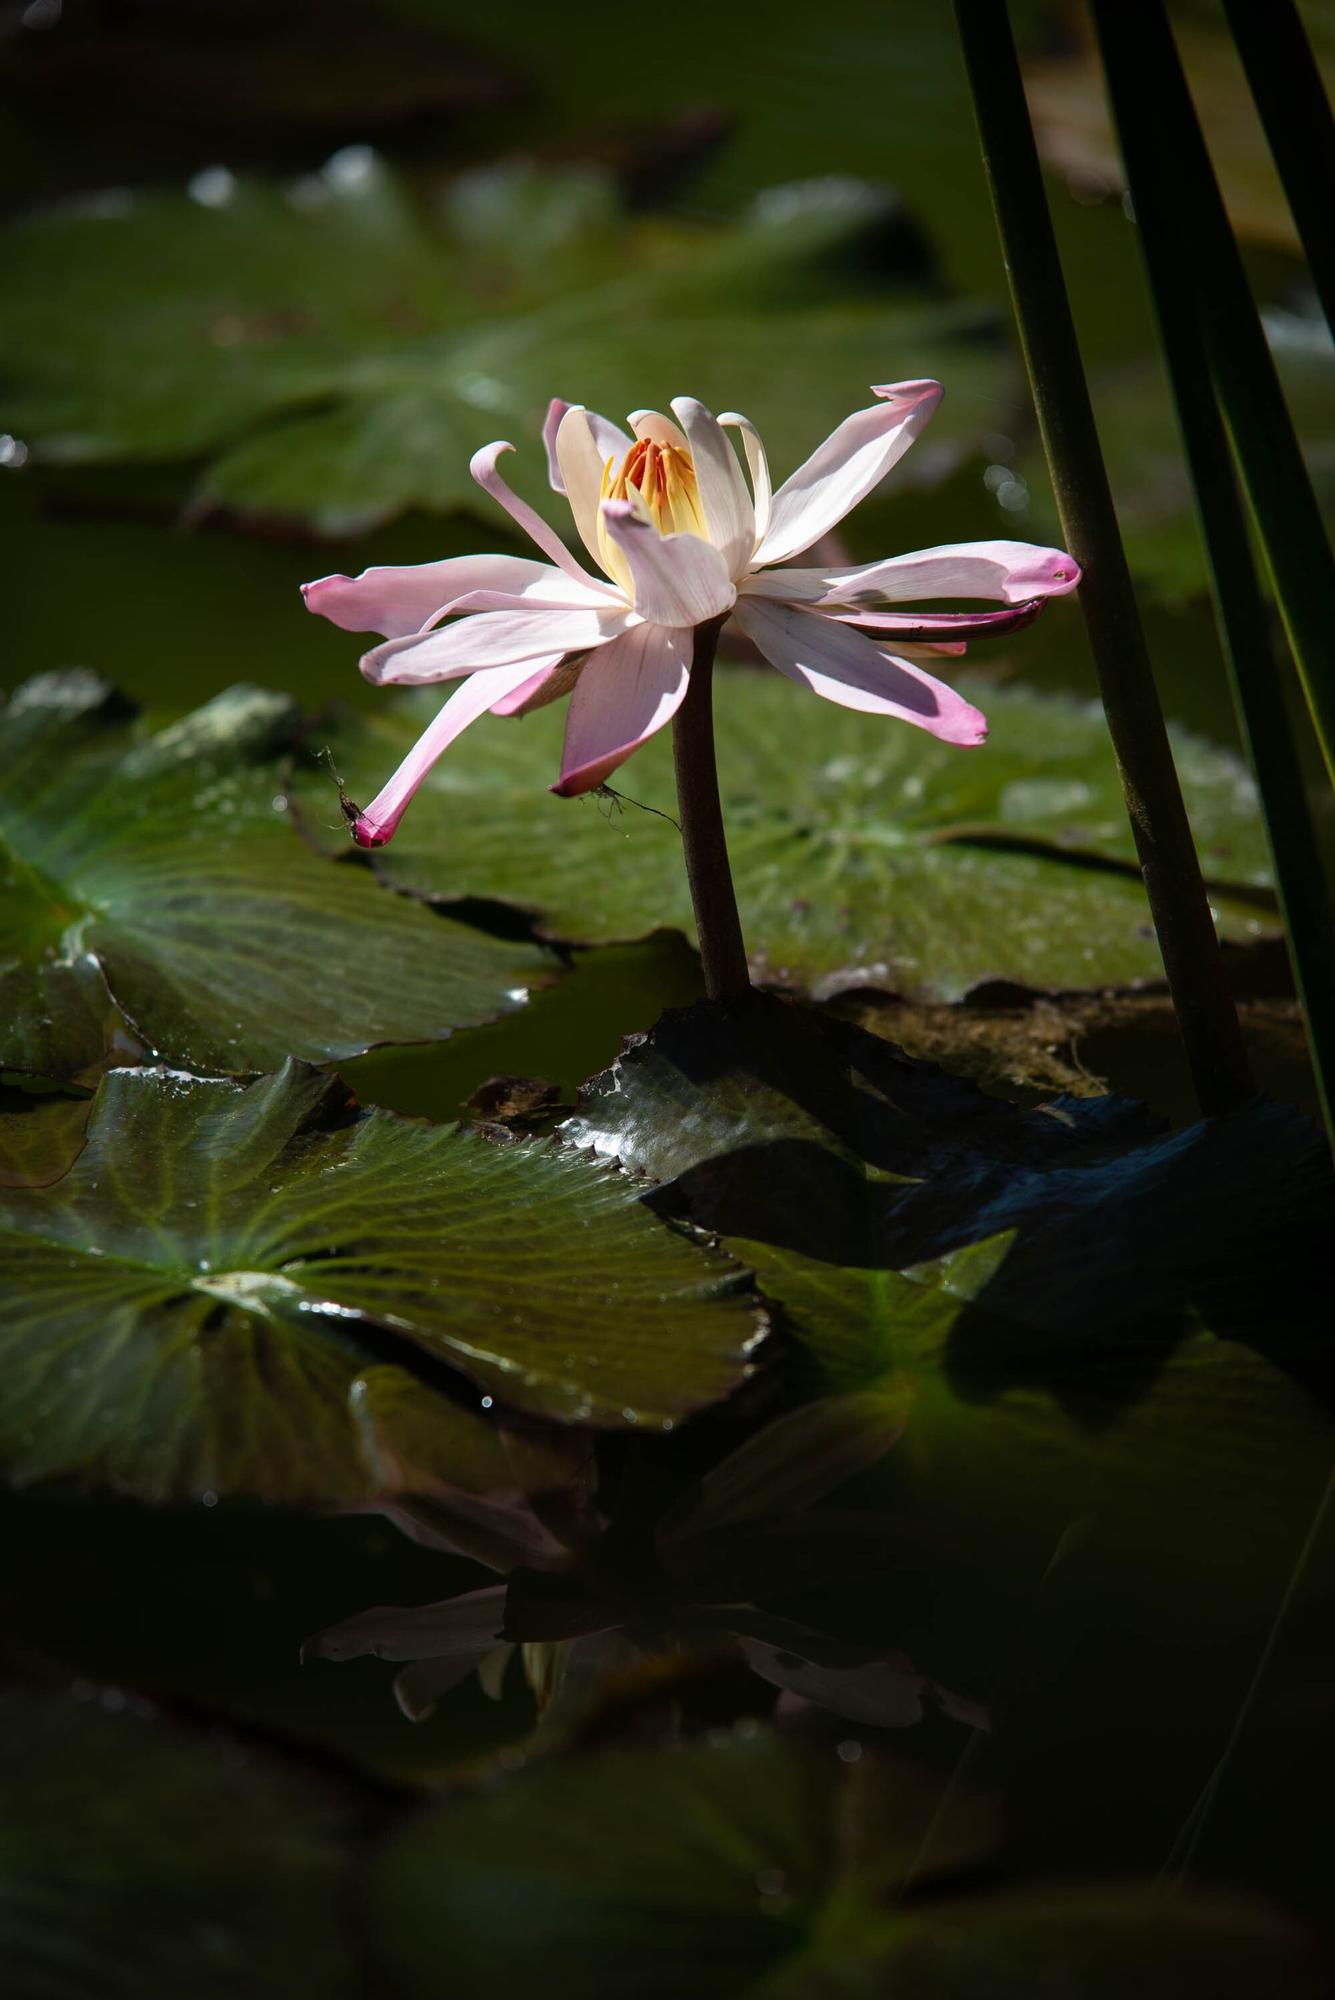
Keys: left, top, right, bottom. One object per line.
{"left": 598, "top": 500, "right": 737, "bottom": 627}
{"left": 349, "top": 659, "right": 552, "bottom": 846}
{"left": 552, "top": 623, "right": 691, "bottom": 796}
{"left": 733, "top": 597, "right": 988, "bottom": 746}
{"left": 541, "top": 398, "right": 574, "bottom": 491}
{"left": 748, "top": 540, "right": 1081, "bottom": 606}
{"left": 825, "top": 597, "right": 1047, "bottom": 640}
{"left": 753, "top": 380, "right": 944, "bottom": 567}
{"left": 470, "top": 440, "right": 619, "bottom": 594}
{"left": 488, "top": 662, "right": 566, "bottom": 716}
{"left": 670, "top": 397, "right": 755, "bottom": 575}
{"left": 300, "top": 555, "right": 581, "bottom": 639}
{"left": 361, "top": 604, "right": 634, "bottom": 686}
{"left": 303, "top": 1583, "right": 509, "bottom": 1663}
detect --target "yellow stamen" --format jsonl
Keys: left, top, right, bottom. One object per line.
{"left": 597, "top": 437, "right": 707, "bottom": 592}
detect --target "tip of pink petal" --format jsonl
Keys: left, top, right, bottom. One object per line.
{"left": 872, "top": 378, "right": 943, "bottom": 408}
{"left": 1039, "top": 555, "right": 1081, "bottom": 597}
{"left": 300, "top": 575, "right": 346, "bottom": 614}
{"left": 351, "top": 814, "right": 392, "bottom": 848}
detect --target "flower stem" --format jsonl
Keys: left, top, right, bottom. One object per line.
{"left": 672, "top": 618, "right": 750, "bottom": 1001}
{"left": 953, "top": 0, "right": 1254, "bottom": 1118}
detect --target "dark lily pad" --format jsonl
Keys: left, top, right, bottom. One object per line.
{"left": 0, "top": 671, "right": 555, "bottom": 1083}
{"left": 292, "top": 671, "right": 1273, "bottom": 1002}
{"left": 564, "top": 997, "right": 1334, "bottom": 1622}
{"left": 0, "top": 1688, "right": 358, "bottom": 2000}
{"left": 373, "top": 1724, "right": 1322, "bottom": 1999}
{"left": 0, "top": 160, "right": 1011, "bottom": 536}
{"left": 0, "top": 1061, "right": 762, "bottom": 1501}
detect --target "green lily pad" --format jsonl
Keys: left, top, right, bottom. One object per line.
{"left": 0, "top": 159, "right": 1011, "bottom": 536}
{"left": 0, "top": 1059, "right": 760, "bottom": 1501}
{"left": 0, "top": 1086, "right": 89, "bottom": 1187}
{"left": 373, "top": 1724, "right": 1321, "bottom": 1999}
{"left": 564, "top": 997, "right": 1334, "bottom": 1629}
{"left": 0, "top": 671, "right": 555, "bottom": 1083}
{"left": 0, "top": 1688, "right": 358, "bottom": 2000}
{"left": 292, "top": 671, "right": 1273, "bottom": 1002}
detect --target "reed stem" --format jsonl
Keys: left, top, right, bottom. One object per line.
{"left": 953, "top": 0, "right": 1253, "bottom": 1116}
{"left": 1095, "top": 0, "right": 1335, "bottom": 1148}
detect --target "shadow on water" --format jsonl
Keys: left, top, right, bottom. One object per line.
{"left": 568, "top": 991, "right": 1335, "bottom": 1428}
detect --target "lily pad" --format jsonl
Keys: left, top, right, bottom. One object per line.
{"left": 0, "top": 1061, "right": 762, "bottom": 1501}
{"left": 0, "top": 159, "right": 1011, "bottom": 536}
{"left": 373, "top": 1724, "right": 1321, "bottom": 2000}
{"left": 292, "top": 671, "right": 1273, "bottom": 1002}
{"left": 565, "top": 997, "right": 1334, "bottom": 1624}
{"left": 0, "top": 1688, "right": 358, "bottom": 2000}
{"left": 0, "top": 671, "right": 554, "bottom": 1083}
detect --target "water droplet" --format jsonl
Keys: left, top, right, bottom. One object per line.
{"left": 480, "top": 1395, "right": 493, "bottom": 1409}
{"left": 188, "top": 165, "right": 237, "bottom": 210}
{"left": 323, "top": 144, "right": 376, "bottom": 191}
{"left": 201, "top": 1490, "right": 219, "bottom": 1508}
{"left": 836, "top": 1738, "right": 862, "bottom": 1763}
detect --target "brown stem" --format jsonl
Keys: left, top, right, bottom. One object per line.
{"left": 672, "top": 619, "right": 750, "bottom": 1001}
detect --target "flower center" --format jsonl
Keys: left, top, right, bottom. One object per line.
{"left": 596, "top": 438, "right": 707, "bottom": 591}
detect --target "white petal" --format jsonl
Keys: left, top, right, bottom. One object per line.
{"left": 754, "top": 380, "right": 943, "bottom": 566}
{"left": 627, "top": 408, "right": 690, "bottom": 449}
{"left": 670, "top": 396, "right": 755, "bottom": 576}
{"left": 718, "top": 411, "right": 772, "bottom": 550}
{"left": 598, "top": 501, "right": 737, "bottom": 627}
{"left": 555, "top": 405, "right": 634, "bottom": 571}
{"left": 361, "top": 604, "right": 634, "bottom": 686}
{"left": 733, "top": 597, "right": 988, "bottom": 745}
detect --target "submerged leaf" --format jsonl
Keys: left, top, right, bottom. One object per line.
{"left": 0, "top": 1688, "right": 356, "bottom": 2000}
{"left": 0, "top": 672, "right": 554, "bottom": 1082}
{"left": 0, "top": 1062, "right": 762, "bottom": 1500}
{"left": 373, "top": 1724, "right": 1320, "bottom": 1999}
{"left": 292, "top": 671, "right": 1273, "bottom": 1001}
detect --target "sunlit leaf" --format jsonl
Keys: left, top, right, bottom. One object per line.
{"left": 0, "top": 671, "right": 554, "bottom": 1082}
{"left": 292, "top": 670, "right": 1273, "bottom": 1002}
{"left": 0, "top": 1061, "right": 762, "bottom": 1500}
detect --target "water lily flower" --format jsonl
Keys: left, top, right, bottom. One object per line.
{"left": 302, "top": 382, "right": 1080, "bottom": 847}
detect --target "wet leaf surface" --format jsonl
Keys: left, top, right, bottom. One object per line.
{"left": 0, "top": 672, "right": 555, "bottom": 1082}
{"left": 293, "top": 670, "right": 1274, "bottom": 1001}
{"left": 0, "top": 1061, "right": 762, "bottom": 1499}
